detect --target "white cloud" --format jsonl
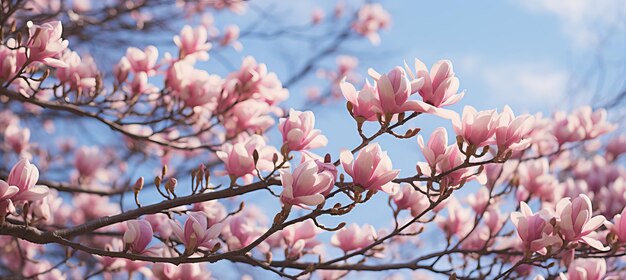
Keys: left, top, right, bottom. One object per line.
{"left": 482, "top": 62, "right": 568, "bottom": 106}
{"left": 456, "top": 56, "right": 569, "bottom": 110}
{"left": 515, "top": 0, "right": 626, "bottom": 49}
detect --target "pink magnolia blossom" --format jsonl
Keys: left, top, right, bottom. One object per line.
{"left": 453, "top": 106, "right": 498, "bottom": 148}
{"left": 216, "top": 135, "right": 278, "bottom": 181}
{"left": 225, "top": 215, "right": 265, "bottom": 250}
{"left": 418, "top": 144, "right": 482, "bottom": 188}
{"left": 0, "top": 180, "right": 18, "bottom": 216}
{"left": 170, "top": 212, "right": 223, "bottom": 252}
{"left": 129, "top": 71, "right": 158, "bottom": 96}
{"left": 55, "top": 51, "right": 98, "bottom": 92}
{"left": 437, "top": 198, "right": 472, "bottom": 238}
{"left": 125, "top": 46, "right": 159, "bottom": 75}
{"left": 331, "top": 223, "right": 377, "bottom": 252}
{"left": 560, "top": 258, "right": 607, "bottom": 280}
{"left": 6, "top": 159, "right": 49, "bottom": 202}
{"left": 202, "top": 0, "right": 246, "bottom": 14}
{"left": 0, "top": 45, "right": 18, "bottom": 81}
{"left": 494, "top": 106, "right": 535, "bottom": 152}
{"left": 555, "top": 194, "right": 607, "bottom": 251}
{"left": 595, "top": 178, "right": 626, "bottom": 217}
{"left": 71, "top": 194, "right": 120, "bottom": 225}
{"left": 25, "top": 21, "right": 68, "bottom": 68}
{"left": 220, "top": 25, "right": 242, "bottom": 51}
{"left": 222, "top": 99, "right": 275, "bottom": 137}
{"left": 279, "top": 159, "right": 336, "bottom": 208}
{"left": 510, "top": 202, "right": 561, "bottom": 254}
{"left": 28, "top": 189, "right": 66, "bottom": 225}
{"left": 461, "top": 226, "right": 492, "bottom": 251}
{"left": 281, "top": 220, "right": 322, "bottom": 258}
{"left": 604, "top": 207, "right": 626, "bottom": 244}
{"left": 167, "top": 61, "right": 222, "bottom": 107}
{"left": 340, "top": 78, "right": 380, "bottom": 120}
{"left": 337, "top": 55, "right": 358, "bottom": 75}
{"left": 74, "top": 146, "right": 104, "bottom": 178}
{"left": 123, "top": 220, "right": 153, "bottom": 254}
{"left": 4, "top": 124, "right": 30, "bottom": 154}
{"left": 465, "top": 186, "right": 491, "bottom": 214}
{"left": 406, "top": 58, "right": 464, "bottom": 108}
{"left": 278, "top": 109, "right": 328, "bottom": 151}
{"left": 552, "top": 111, "right": 585, "bottom": 145}
{"left": 282, "top": 219, "right": 321, "bottom": 247}
{"left": 367, "top": 66, "right": 425, "bottom": 115}
{"left": 352, "top": 3, "right": 391, "bottom": 45}
{"left": 340, "top": 143, "right": 400, "bottom": 193}
{"left": 517, "top": 159, "right": 558, "bottom": 201}
{"left": 152, "top": 262, "right": 213, "bottom": 280}
{"left": 113, "top": 57, "right": 131, "bottom": 84}
{"left": 392, "top": 184, "right": 429, "bottom": 217}
{"left": 222, "top": 56, "right": 288, "bottom": 107}
{"left": 573, "top": 107, "right": 616, "bottom": 140}
{"left": 606, "top": 134, "right": 626, "bottom": 161}
{"left": 145, "top": 213, "right": 174, "bottom": 239}
{"left": 174, "top": 25, "right": 212, "bottom": 60}
{"left": 417, "top": 127, "right": 451, "bottom": 168}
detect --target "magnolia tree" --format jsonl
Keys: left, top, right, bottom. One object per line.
{"left": 1, "top": 0, "right": 625, "bottom": 279}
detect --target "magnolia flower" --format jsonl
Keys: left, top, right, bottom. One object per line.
{"left": 367, "top": 66, "right": 424, "bottom": 115}
{"left": 55, "top": 51, "right": 98, "bottom": 92}
{"left": 560, "top": 258, "right": 607, "bottom": 280}
{"left": 113, "top": 57, "right": 131, "bottom": 84}
{"left": 406, "top": 58, "right": 464, "bottom": 108}
{"left": 226, "top": 215, "right": 265, "bottom": 250}
{"left": 351, "top": 3, "right": 391, "bottom": 45}
{"left": 6, "top": 159, "right": 49, "bottom": 202}
{"left": 129, "top": 71, "right": 157, "bottom": 95}
{"left": 517, "top": 159, "right": 558, "bottom": 202}
{"left": 392, "top": 184, "right": 429, "bottom": 217}
{"left": 340, "top": 143, "right": 399, "bottom": 194}
{"left": 216, "top": 135, "right": 277, "bottom": 181}
{"left": 219, "top": 25, "right": 242, "bottom": 51}
{"left": 4, "top": 124, "right": 30, "bottom": 154}
{"left": 573, "top": 107, "right": 616, "bottom": 140}
{"left": 280, "top": 160, "right": 336, "bottom": 208}
{"left": 74, "top": 146, "right": 104, "bottom": 178}
{"left": 123, "top": 220, "right": 153, "bottom": 254}
{"left": 555, "top": 194, "right": 607, "bottom": 251}
{"left": 281, "top": 220, "right": 322, "bottom": 258}
{"left": 152, "top": 262, "right": 213, "bottom": 280}
{"left": 278, "top": 109, "right": 328, "bottom": 151}
{"left": 170, "top": 212, "right": 223, "bottom": 253}
{"left": 0, "top": 45, "right": 19, "bottom": 81}
{"left": 511, "top": 202, "right": 561, "bottom": 254}
{"left": 417, "top": 127, "right": 450, "bottom": 168}
{"left": 453, "top": 106, "right": 498, "bottom": 148}
{"left": 606, "top": 134, "right": 626, "bottom": 161}
{"left": 331, "top": 223, "right": 377, "bottom": 252}
{"left": 340, "top": 78, "right": 380, "bottom": 121}
{"left": 174, "top": 25, "right": 212, "bottom": 60}
{"left": 494, "top": 106, "right": 534, "bottom": 152}
{"left": 437, "top": 198, "right": 472, "bottom": 238}
{"left": 604, "top": 207, "right": 626, "bottom": 244}
{"left": 26, "top": 21, "right": 68, "bottom": 68}
{"left": 552, "top": 111, "right": 585, "bottom": 145}
{"left": 0, "top": 180, "right": 18, "bottom": 216}
{"left": 125, "top": 46, "right": 159, "bottom": 75}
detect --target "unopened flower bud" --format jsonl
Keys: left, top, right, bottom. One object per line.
{"left": 133, "top": 177, "right": 144, "bottom": 193}
{"left": 165, "top": 178, "right": 177, "bottom": 194}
